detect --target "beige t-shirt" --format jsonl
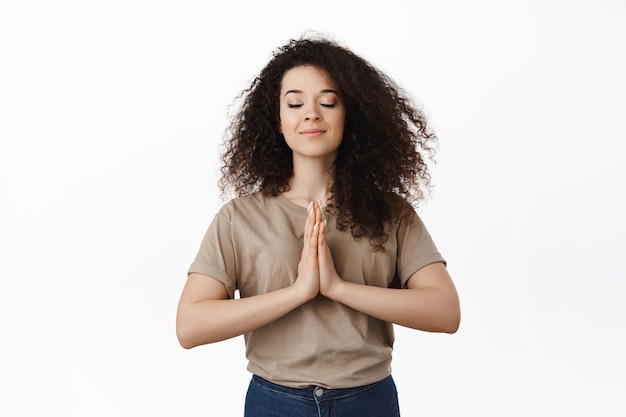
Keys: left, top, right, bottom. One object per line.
{"left": 189, "top": 192, "right": 445, "bottom": 388}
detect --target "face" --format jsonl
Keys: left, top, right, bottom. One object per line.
{"left": 279, "top": 65, "right": 346, "bottom": 163}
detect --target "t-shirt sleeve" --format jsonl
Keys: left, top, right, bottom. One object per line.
{"left": 396, "top": 209, "right": 446, "bottom": 288}
{"left": 188, "top": 204, "right": 238, "bottom": 299}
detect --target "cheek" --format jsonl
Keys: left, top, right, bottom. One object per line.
{"left": 279, "top": 111, "right": 297, "bottom": 132}
{"left": 332, "top": 113, "right": 346, "bottom": 132}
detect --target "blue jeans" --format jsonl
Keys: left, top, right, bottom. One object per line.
{"left": 244, "top": 374, "right": 401, "bottom": 417}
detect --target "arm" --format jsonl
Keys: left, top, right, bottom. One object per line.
{"left": 318, "top": 219, "right": 460, "bottom": 333}
{"left": 176, "top": 200, "right": 324, "bottom": 348}
{"left": 176, "top": 273, "right": 311, "bottom": 348}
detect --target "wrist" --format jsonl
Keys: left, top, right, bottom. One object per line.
{"left": 321, "top": 276, "right": 346, "bottom": 301}
{"left": 291, "top": 278, "right": 318, "bottom": 303}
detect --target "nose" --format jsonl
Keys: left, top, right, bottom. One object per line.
{"left": 304, "top": 105, "right": 321, "bottom": 121}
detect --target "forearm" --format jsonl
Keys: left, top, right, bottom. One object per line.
{"left": 326, "top": 281, "right": 460, "bottom": 333}
{"left": 177, "top": 285, "right": 309, "bottom": 348}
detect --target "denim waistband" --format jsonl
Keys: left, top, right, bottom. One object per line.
{"left": 251, "top": 374, "right": 393, "bottom": 401}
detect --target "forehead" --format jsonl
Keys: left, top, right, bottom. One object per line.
{"left": 280, "top": 65, "right": 337, "bottom": 91}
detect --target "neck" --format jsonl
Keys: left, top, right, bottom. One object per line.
{"left": 283, "top": 155, "right": 335, "bottom": 207}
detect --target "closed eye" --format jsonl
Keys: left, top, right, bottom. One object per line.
{"left": 320, "top": 103, "right": 336, "bottom": 108}
{"left": 287, "top": 104, "right": 303, "bottom": 108}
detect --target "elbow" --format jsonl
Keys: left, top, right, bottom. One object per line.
{"left": 176, "top": 327, "right": 195, "bottom": 349}
{"left": 177, "top": 336, "right": 195, "bottom": 350}
{"left": 176, "top": 318, "right": 201, "bottom": 349}
{"left": 426, "top": 299, "right": 460, "bottom": 334}
{"left": 439, "top": 291, "right": 461, "bottom": 334}
{"left": 176, "top": 317, "right": 222, "bottom": 348}
{"left": 433, "top": 317, "right": 459, "bottom": 334}
{"left": 177, "top": 332, "right": 206, "bottom": 350}
{"left": 444, "top": 316, "right": 460, "bottom": 334}
{"left": 443, "top": 306, "right": 461, "bottom": 334}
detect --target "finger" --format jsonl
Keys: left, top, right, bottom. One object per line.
{"left": 304, "top": 200, "right": 315, "bottom": 239}
{"left": 318, "top": 218, "right": 328, "bottom": 253}
{"left": 307, "top": 200, "right": 314, "bottom": 218}
{"left": 312, "top": 217, "right": 320, "bottom": 240}
{"left": 307, "top": 202, "right": 322, "bottom": 254}
{"left": 314, "top": 200, "right": 323, "bottom": 226}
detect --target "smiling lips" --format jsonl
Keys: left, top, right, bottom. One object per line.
{"left": 299, "top": 128, "right": 326, "bottom": 138}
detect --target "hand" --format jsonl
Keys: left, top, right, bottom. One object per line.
{"left": 293, "top": 200, "right": 323, "bottom": 301}
{"left": 317, "top": 205, "right": 343, "bottom": 299}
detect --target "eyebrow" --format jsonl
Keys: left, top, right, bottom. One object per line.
{"left": 283, "top": 89, "right": 340, "bottom": 97}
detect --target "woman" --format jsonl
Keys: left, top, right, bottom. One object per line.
{"left": 176, "top": 34, "right": 460, "bottom": 417}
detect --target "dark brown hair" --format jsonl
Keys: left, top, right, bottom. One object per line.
{"left": 219, "top": 34, "right": 438, "bottom": 251}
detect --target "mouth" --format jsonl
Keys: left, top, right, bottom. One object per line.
{"left": 299, "top": 129, "right": 327, "bottom": 137}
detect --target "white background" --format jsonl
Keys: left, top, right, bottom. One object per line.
{"left": 1, "top": 0, "right": 625, "bottom": 416}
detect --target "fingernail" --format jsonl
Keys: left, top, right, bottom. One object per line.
{"left": 307, "top": 201, "right": 313, "bottom": 214}
{"left": 314, "top": 222, "right": 319, "bottom": 230}
{"left": 318, "top": 199, "right": 322, "bottom": 209}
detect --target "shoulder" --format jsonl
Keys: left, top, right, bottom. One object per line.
{"left": 216, "top": 192, "right": 282, "bottom": 221}
{"left": 228, "top": 191, "right": 277, "bottom": 211}
{"left": 386, "top": 193, "right": 420, "bottom": 225}
{"left": 219, "top": 192, "right": 267, "bottom": 209}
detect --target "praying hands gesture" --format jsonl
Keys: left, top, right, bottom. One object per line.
{"left": 293, "top": 201, "right": 342, "bottom": 301}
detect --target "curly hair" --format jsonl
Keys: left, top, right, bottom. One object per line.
{"left": 219, "top": 34, "right": 438, "bottom": 251}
